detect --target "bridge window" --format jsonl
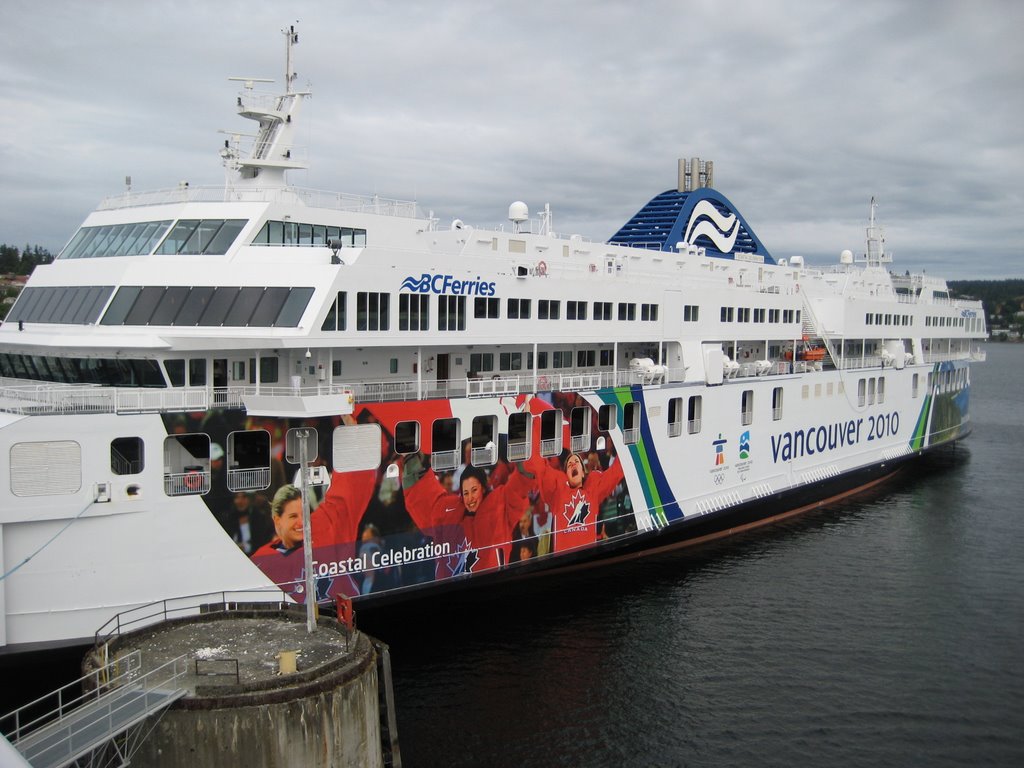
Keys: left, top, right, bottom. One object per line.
{"left": 688, "top": 396, "right": 702, "bottom": 434}
{"left": 164, "top": 434, "right": 211, "bottom": 496}
{"left": 321, "top": 291, "right": 348, "bottom": 331}
{"left": 394, "top": 421, "right": 420, "bottom": 454}
{"left": 430, "top": 418, "right": 461, "bottom": 472}
{"left": 668, "top": 397, "right": 683, "bottom": 438}
{"left": 570, "top": 407, "right": 591, "bottom": 453}
{"left": 437, "top": 295, "right": 466, "bottom": 331}
{"left": 399, "top": 293, "right": 430, "bottom": 331}
{"left": 111, "top": 437, "right": 144, "bottom": 475}
{"left": 357, "top": 292, "right": 390, "bottom": 331}
{"left": 227, "top": 430, "right": 271, "bottom": 492}
{"left": 507, "top": 412, "right": 532, "bottom": 462}
{"left": 540, "top": 410, "right": 563, "bottom": 457}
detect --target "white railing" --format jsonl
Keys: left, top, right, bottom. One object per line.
{"left": 163, "top": 470, "right": 211, "bottom": 496}
{"left": 227, "top": 466, "right": 272, "bottom": 492}
{"left": 559, "top": 373, "right": 604, "bottom": 391}
{"left": 470, "top": 445, "right": 497, "bottom": 466}
{"left": 97, "top": 185, "right": 425, "bottom": 220}
{"left": 467, "top": 376, "right": 519, "bottom": 398}
{"left": 430, "top": 449, "right": 459, "bottom": 472}
{"left": 507, "top": 441, "right": 530, "bottom": 462}
{"left": 540, "top": 438, "right": 562, "bottom": 456}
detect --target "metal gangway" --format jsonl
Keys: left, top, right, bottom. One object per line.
{"left": 0, "top": 650, "right": 188, "bottom": 768}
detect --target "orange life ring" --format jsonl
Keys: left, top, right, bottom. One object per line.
{"left": 184, "top": 470, "right": 202, "bottom": 491}
{"left": 589, "top": 263, "right": 597, "bottom": 273}
{"left": 537, "top": 260, "right": 547, "bottom": 276}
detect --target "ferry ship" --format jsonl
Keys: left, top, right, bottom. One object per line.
{"left": 0, "top": 29, "right": 986, "bottom": 654}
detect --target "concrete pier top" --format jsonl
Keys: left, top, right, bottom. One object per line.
{"left": 93, "top": 606, "right": 374, "bottom": 708}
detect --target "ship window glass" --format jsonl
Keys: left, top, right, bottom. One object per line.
{"left": 684, "top": 304, "right": 699, "bottom": 322}
{"left": 623, "top": 402, "right": 640, "bottom": 444}
{"left": 507, "top": 412, "right": 532, "bottom": 462}
{"left": 540, "top": 410, "right": 563, "bottom": 457}
{"left": 576, "top": 350, "right": 596, "bottom": 367}
{"left": 437, "top": 295, "right": 466, "bottom": 331}
{"left": 226, "top": 430, "right": 271, "bottom": 492}
{"left": 598, "top": 404, "right": 617, "bottom": 432}
{"left": 469, "top": 352, "right": 494, "bottom": 373}
{"left": 150, "top": 286, "right": 190, "bottom": 325}
{"left": 912, "top": 373, "right": 919, "bottom": 398}
{"left": 10, "top": 440, "right": 82, "bottom": 497}
{"left": 500, "top": 352, "right": 522, "bottom": 371}
{"left": 357, "top": 291, "right": 390, "bottom": 331}
{"left": 858, "top": 379, "right": 866, "bottom": 406}
{"left": 642, "top": 303, "right": 659, "bottom": 321}
{"left": 188, "top": 358, "right": 207, "bottom": 386}
{"left": 878, "top": 376, "right": 885, "bottom": 404}
{"left": 539, "top": 300, "right": 561, "bottom": 320}
{"left": 111, "top": 436, "right": 144, "bottom": 476}
{"left": 156, "top": 220, "right": 200, "bottom": 254}
{"left": 400, "top": 293, "right": 430, "bottom": 331}
{"left": 600, "top": 350, "right": 613, "bottom": 366}
{"left": 58, "top": 227, "right": 95, "bottom": 259}
{"left": 507, "top": 298, "right": 531, "bottom": 319}
{"left": 537, "top": 351, "right": 548, "bottom": 369}
{"left": 224, "top": 287, "right": 265, "bottom": 326}
{"left": 165, "top": 359, "right": 186, "bottom": 387}
{"left": 199, "top": 287, "right": 240, "bottom": 326}
{"left": 594, "top": 301, "right": 612, "bottom": 321}
{"left": 274, "top": 287, "right": 314, "bottom": 327}
{"left": 868, "top": 378, "right": 876, "bottom": 405}
{"left": 394, "top": 421, "right": 420, "bottom": 454}
{"left": 179, "top": 219, "right": 224, "bottom": 255}
{"left": 741, "top": 390, "right": 753, "bottom": 425}
{"left": 248, "top": 357, "right": 279, "bottom": 383}
{"left": 687, "top": 396, "right": 702, "bottom": 434}
{"left": 6, "top": 287, "right": 41, "bottom": 322}
{"left": 100, "top": 286, "right": 143, "bottom": 325}
{"left": 33, "top": 287, "right": 67, "bottom": 323}
{"left": 430, "top": 418, "right": 461, "bottom": 472}
{"left": 204, "top": 220, "right": 247, "bottom": 255}
{"left": 618, "top": 302, "right": 636, "bottom": 321}
{"left": 321, "top": 291, "right": 348, "bottom": 331}
{"left": 772, "top": 386, "right": 784, "bottom": 420}
{"left": 56, "top": 287, "right": 88, "bottom": 323}
{"left": 163, "top": 433, "right": 211, "bottom": 496}
{"left": 249, "top": 287, "right": 291, "bottom": 327}
{"left": 471, "top": 415, "right": 498, "bottom": 467}
{"left": 173, "top": 287, "right": 214, "bottom": 325}
{"left": 474, "top": 296, "right": 499, "bottom": 319}
{"left": 570, "top": 407, "right": 591, "bottom": 453}
{"left": 668, "top": 397, "right": 683, "bottom": 437}
{"left": 80, "top": 226, "right": 115, "bottom": 258}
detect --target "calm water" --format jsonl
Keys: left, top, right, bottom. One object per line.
{"left": 380, "top": 343, "right": 1024, "bottom": 768}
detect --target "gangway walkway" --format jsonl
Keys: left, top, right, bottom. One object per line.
{"left": 1, "top": 651, "right": 188, "bottom": 768}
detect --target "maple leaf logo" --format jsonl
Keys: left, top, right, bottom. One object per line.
{"left": 446, "top": 538, "right": 479, "bottom": 576}
{"left": 563, "top": 489, "right": 591, "bottom": 529}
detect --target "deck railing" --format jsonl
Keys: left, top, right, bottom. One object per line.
{"left": 0, "top": 347, "right": 983, "bottom": 418}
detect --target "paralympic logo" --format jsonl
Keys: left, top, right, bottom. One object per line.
{"left": 400, "top": 273, "right": 497, "bottom": 296}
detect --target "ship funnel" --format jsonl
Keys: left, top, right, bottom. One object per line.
{"left": 678, "top": 158, "right": 713, "bottom": 192}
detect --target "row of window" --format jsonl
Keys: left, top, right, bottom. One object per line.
{"left": 468, "top": 348, "right": 615, "bottom": 374}
{"left": 321, "top": 292, "right": 663, "bottom": 332}
{"left": 96, "top": 285, "right": 314, "bottom": 328}
{"left": 866, "top": 313, "right": 914, "bottom": 326}
{"left": 251, "top": 220, "right": 367, "bottom": 248}
{"left": 925, "top": 315, "right": 966, "bottom": 328}
{"left": 720, "top": 307, "right": 800, "bottom": 324}
{"left": 59, "top": 219, "right": 247, "bottom": 261}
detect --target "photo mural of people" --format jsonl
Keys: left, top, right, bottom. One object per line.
{"left": 166, "top": 390, "right": 637, "bottom": 603}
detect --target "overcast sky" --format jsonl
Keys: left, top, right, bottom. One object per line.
{"left": 2, "top": 0, "right": 1022, "bottom": 278}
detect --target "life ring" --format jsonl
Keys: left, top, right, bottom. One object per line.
{"left": 183, "top": 470, "right": 203, "bottom": 491}
{"left": 537, "top": 375, "right": 550, "bottom": 391}
{"left": 536, "top": 260, "right": 547, "bottom": 276}
{"left": 589, "top": 263, "right": 597, "bottom": 273}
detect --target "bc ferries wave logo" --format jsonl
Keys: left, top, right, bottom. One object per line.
{"left": 683, "top": 200, "right": 740, "bottom": 252}
{"left": 400, "top": 273, "right": 497, "bottom": 296}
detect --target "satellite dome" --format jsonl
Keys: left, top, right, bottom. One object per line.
{"left": 508, "top": 201, "right": 529, "bottom": 223}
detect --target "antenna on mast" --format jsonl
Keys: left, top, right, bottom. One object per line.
{"left": 284, "top": 23, "right": 299, "bottom": 94}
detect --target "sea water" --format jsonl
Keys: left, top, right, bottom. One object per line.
{"left": 386, "top": 343, "right": 1024, "bottom": 768}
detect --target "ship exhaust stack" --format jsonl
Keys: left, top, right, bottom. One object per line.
{"left": 678, "top": 158, "right": 714, "bottom": 192}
